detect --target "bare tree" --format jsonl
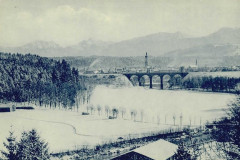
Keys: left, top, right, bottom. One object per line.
{"left": 173, "top": 114, "right": 176, "bottom": 126}
{"left": 112, "top": 108, "right": 119, "bottom": 118}
{"left": 120, "top": 107, "right": 126, "bottom": 119}
{"left": 90, "top": 105, "right": 95, "bottom": 115}
{"left": 97, "top": 105, "right": 102, "bottom": 116}
{"left": 87, "top": 105, "right": 91, "bottom": 113}
{"left": 105, "top": 105, "right": 110, "bottom": 117}
{"left": 189, "top": 117, "right": 192, "bottom": 126}
{"left": 180, "top": 113, "right": 183, "bottom": 127}
{"left": 130, "top": 110, "right": 137, "bottom": 121}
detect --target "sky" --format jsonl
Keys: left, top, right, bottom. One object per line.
{"left": 0, "top": 0, "right": 240, "bottom": 47}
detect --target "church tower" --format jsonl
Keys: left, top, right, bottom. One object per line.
{"left": 145, "top": 52, "right": 148, "bottom": 68}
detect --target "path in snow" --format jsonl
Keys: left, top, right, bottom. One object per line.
{"left": 7, "top": 114, "right": 95, "bottom": 137}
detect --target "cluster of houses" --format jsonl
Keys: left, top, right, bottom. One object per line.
{"left": 81, "top": 53, "right": 240, "bottom": 75}
{"left": 83, "top": 66, "right": 182, "bottom": 75}
{"left": 82, "top": 65, "right": 240, "bottom": 75}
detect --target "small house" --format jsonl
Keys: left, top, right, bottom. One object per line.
{"left": 0, "top": 105, "right": 16, "bottom": 112}
{"left": 111, "top": 139, "right": 178, "bottom": 160}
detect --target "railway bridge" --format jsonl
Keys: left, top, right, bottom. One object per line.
{"left": 123, "top": 71, "right": 189, "bottom": 89}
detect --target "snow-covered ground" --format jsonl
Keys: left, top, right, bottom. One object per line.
{"left": 0, "top": 87, "right": 236, "bottom": 153}
{"left": 91, "top": 86, "right": 235, "bottom": 124}
{"left": 0, "top": 109, "right": 175, "bottom": 153}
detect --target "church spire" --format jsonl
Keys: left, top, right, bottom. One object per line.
{"left": 145, "top": 52, "right": 148, "bottom": 68}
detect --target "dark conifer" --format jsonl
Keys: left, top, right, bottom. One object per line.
{"left": 1, "top": 129, "right": 17, "bottom": 160}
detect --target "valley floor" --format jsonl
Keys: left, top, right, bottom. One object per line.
{"left": 0, "top": 89, "right": 236, "bottom": 155}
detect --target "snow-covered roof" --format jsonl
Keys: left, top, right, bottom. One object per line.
{"left": 0, "top": 103, "right": 13, "bottom": 108}
{"left": 133, "top": 139, "right": 178, "bottom": 160}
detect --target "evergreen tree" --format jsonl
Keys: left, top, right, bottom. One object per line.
{"left": 16, "top": 132, "right": 29, "bottom": 160}
{"left": 1, "top": 129, "right": 17, "bottom": 160}
{"left": 16, "top": 129, "right": 50, "bottom": 160}
{"left": 210, "top": 95, "right": 240, "bottom": 159}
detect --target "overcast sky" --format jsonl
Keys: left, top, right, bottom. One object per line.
{"left": 0, "top": 0, "right": 240, "bottom": 47}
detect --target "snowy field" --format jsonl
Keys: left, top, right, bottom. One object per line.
{"left": 0, "top": 109, "right": 174, "bottom": 153}
{"left": 91, "top": 86, "right": 236, "bottom": 124}
{"left": 0, "top": 87, "right": 236, "bottom": 153}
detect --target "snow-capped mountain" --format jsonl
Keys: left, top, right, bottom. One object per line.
{"left": 0, "top": 27, "right": 239, "bottom": 57}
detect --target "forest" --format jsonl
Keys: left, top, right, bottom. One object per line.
{"left": 0, "top": 52, "right": 86, "bottom": 108}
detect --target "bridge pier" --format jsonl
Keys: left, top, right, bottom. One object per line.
{"left": 138, "top": 76, "right": 142, "bottom": 86}
{"left": 149, "top": 76, "right": 152, "bottom": 89}
{"left": 160, "top": 75, "right": 164, "bottom": 90}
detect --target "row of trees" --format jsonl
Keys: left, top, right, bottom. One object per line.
{"left": 174, "top": 76, "right": 240, "bottom": 93}
{"left": 169, "top": 76, "right": 240, "bottom": 92}
{"left": 0, "top": 52, "right": 86, "bottom": 107}
{"left": 85, "top": 105, "right": 201, "bottom": 128}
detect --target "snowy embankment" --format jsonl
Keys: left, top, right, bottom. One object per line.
{"left": 0, "top": 87, "right": 236, "bottom": 153}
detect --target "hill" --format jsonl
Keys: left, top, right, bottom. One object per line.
{"left": 0, "top": 52, "right": 83, "bottom": 105}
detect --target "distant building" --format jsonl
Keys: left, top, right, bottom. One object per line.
{"left": 0, "top": 105, "right": 16, "bottom": 112}
{"left": 84, "top": 70, "right": 95, "bottom": 74}
{"left": 93, "top": 69, "right": 104, "bottom": 74}
{"left": 111, "top": 139, "right": 178, "bottom": 160}
{"left": 115, "top": 68, "right": 124, "bottom": 73}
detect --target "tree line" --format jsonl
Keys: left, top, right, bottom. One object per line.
{"left": 170, "top": 76, "right": 240, "bottom": 93}
{"left": 0, "top": 52, "right": 86, "bottom": 108}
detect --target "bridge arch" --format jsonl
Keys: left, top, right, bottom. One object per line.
{"left": 129, "top": 75, "right": 139, "bottom": 86}
{"left": 152, "top": 75, "right": 161, "bottom": 89}
{"left": 162, "top": 74, "right": 171, "bottom": 89}
{"left": 139, "top": 75, "right": 150, "bottom": 87}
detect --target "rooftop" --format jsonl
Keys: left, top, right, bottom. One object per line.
{"left": 133, "top": 139, "right": 178, "bottom": 160}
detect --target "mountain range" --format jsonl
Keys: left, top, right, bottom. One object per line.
{"left": 1, "top": 27, "right": 240, "bottom": 68}
{"left": 0, "top": 27, "right": 239, "bottom": 58}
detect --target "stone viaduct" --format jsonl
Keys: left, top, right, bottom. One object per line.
{"left": 123, "top": 71, "right": 189, "bottom": 89}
